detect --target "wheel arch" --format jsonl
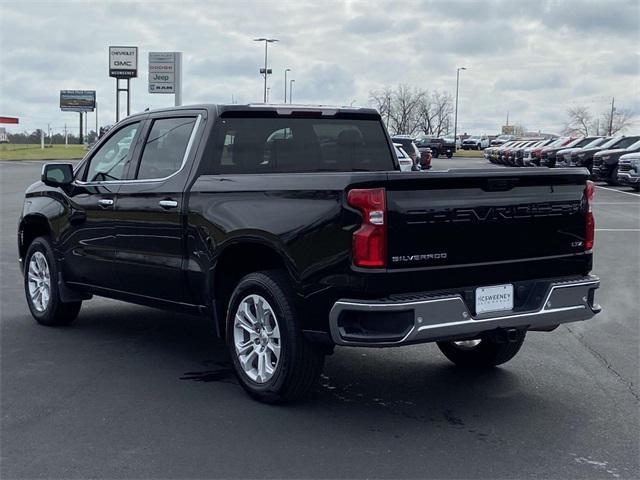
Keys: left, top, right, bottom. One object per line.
{"left": 19, "top": 214, "right": 54, "bottom": 262}
{"left": 211, "top": 239, "right": 297, "bottom": 338}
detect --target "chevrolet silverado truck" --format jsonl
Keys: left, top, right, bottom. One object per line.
{"left": 19, "top": 104, "right": 600, "bottom": 403}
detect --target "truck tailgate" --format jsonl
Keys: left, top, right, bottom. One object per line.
{"left": 385, "top": 169, "right": 590, "bottom": 269}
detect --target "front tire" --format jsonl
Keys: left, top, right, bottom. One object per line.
{"left": 24, "top": 237, "right": 82, "bottom": 326}
{"left": 437, "top": 331, "right": 526, "bottom": 367}
{"left": 226, "top": 270, "right": 325, "bottom": 403}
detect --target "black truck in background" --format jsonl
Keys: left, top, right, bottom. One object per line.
{"left": 416, "top": 135, "right": 455, "bottom": 158}
{"left": 19, "top": 104, "right": 600, "bottom": 403}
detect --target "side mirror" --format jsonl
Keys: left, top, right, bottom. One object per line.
{"left": 42, "top": 163, "right": 74, "bottom": 187}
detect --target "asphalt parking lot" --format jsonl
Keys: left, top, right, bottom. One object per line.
{"left": 1, "top": 158, "right": 638, "bottom": 479}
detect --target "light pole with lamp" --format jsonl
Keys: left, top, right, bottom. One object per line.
{"left": 453, "top": 66, "right": 467, "bottom": 153}
{"left": 289, "top": 79, "right": 295, "bottom": 104}
{"left": 254, "top": 38, "right": 278, "bottom": 103}
{"left": 284, "top": 68, "right": 291, "bottom": 103}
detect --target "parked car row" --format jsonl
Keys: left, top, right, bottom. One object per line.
{"left": 392, "top": 136, "right": 432, "bottom": 171}
{"left": 461, "top": 136, "right": 490, "bottom": 150}
{"left": 485, "top": 134, "right": 640, "bottom": 188}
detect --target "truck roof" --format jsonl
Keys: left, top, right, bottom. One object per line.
{"left": 128, "top": 103, "right": 380, "bottom": 120}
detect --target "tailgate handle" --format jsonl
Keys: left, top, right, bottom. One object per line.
{"left": 484, "top": 178, "right": 518, "bottom": 192}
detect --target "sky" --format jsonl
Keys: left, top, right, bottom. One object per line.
{"left": 1, "top": 0, "right": 639, "bottom": 137}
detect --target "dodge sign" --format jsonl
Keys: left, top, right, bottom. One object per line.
{"left": 109, "top": 46, "right": 138, "bottom": 78}
{"left": 149, "top": 52, "right": 182, "bottom": 94}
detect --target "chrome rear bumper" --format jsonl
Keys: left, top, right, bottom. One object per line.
{"left": 329, "top": 276, "right": 600, "bottom": 347}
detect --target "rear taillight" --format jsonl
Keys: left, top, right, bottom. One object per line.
{"left": 584, "top": 180, "right": 595, "bottom": 251}
{"left": 347, "top": 188, "right": 386, "bottom": 268}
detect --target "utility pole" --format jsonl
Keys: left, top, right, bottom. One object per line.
{"left": 453, "top": 66, "right": 467, "bottom": 153}
{"left": 78, "top": 112, "right": 83, "bottom": 145}
{"left": 289, "top": 79, "right": 295, "bottom": 104}
{"left": 608, "top": 97, "right": 615, "bottom": 135}
{"left": 64, "top": 124, "right": 68, "bottom": 147}
{"left": 254, "top": 38, "right": 278, "bottom": 103}
{"left": 95, "top": 101, "right": 99, "bottom": 140}
{"left": 266, "top": 87, "right": 270, "bottom": 103}
{"left": 284, "top": 68, "right": 291, "bottom": 103}
{"left": 47, "top": 123, "right": 51, "bottom": 146}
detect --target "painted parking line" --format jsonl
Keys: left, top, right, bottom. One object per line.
{"left": 595, "top": 185, "right": 640, "bottom": 198}
{"left": 595, "top": 229, "right": 640, "bottom": 232}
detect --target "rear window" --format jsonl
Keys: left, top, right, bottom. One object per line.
{"left": 208, "top": 116, "right": 394, "bottom": 173}
{"left": 392, "top": 138, "right": 414, "bottom": 152}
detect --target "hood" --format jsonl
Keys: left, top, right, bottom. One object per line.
{"left": 578, "top": 146, "right": 605, "bottom": 155}
{"left": 619, "top": 152, "right": 640, "bottom": 161}
{"left": 557, "top": 148, "right": 579, "bottom": 155}
{"left": 594, "top": 148, "right": 628, "bottom": 157}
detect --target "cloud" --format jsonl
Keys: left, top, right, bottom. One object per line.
{"left": 0, "top": 0, "right": 637, "bottom": 136}
{"left": 495, "top": 72, "right": 568, "bottom": 92}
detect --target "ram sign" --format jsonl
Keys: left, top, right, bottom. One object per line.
{"left": 109, "top": 46, "right": 138, "bottom": 78}
{"left": 60, "top": 90, "right": 96, "bottom": 112}
{"left": 148, "top": 52, "right": 181, "bottom": 94}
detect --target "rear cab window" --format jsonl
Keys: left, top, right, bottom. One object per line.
{"left": 207, "top": 113, "right": 394, "bottom": 174}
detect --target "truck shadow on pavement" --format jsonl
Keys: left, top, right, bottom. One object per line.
{"left": 72, "top": 302, "right": 534, "bottom": 415}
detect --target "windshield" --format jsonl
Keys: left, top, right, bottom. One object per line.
{"left": 548, "top": 138, "right": 569, "bottom": 147}
{"left": 611, "top": 136, "right": 640, "bottom": 149}
{"left": 626, "top": 139, "right": 640, "bottom": 150}
{"left": 582, "top": 137, "right": 607, "bottom": 148}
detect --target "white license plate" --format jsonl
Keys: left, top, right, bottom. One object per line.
{"left": 475, "top": 284, "right": 514, "bottom": 314}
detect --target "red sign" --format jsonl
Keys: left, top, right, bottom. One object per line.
{"left": 0, "top": 117, "right": 19, "bottom": 124}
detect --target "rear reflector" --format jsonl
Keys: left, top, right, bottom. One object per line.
{"left": 347, "top": 188, "right": 386, "bottom": 268}
{"left": 584, "top": 180, "right": 595, "bottom": 251}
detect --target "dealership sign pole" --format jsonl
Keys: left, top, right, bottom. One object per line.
{"left": 109, "top": 46, "right": 138, "bottom": 122}
{"left": 148, "top": 52, "right": 182, "bottom": 106}
{"left": 60, "top": 90, "right": 96, "bottom": 144}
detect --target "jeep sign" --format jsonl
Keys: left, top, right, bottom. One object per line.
{"left": 109, "top": 46, "right": 138, "bottom": 78}
{"left": 149, "top": 52, "right": 182, "bottom": 105}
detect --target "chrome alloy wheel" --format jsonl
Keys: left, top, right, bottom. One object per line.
{"left": 27, "top": 251, "right": 51, "bottom": 312}
{"left": 233, "top": 294, "right": 281, "bottom": 383}
{"left": 453, "top": 339, "right": 482, "bottom": 350}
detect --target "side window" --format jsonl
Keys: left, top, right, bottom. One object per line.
{"left": 85, "top": 122, "right": 140, "bottom": 182}
{"left": 221, "top": 130, "right": 236, "bottom": 166}
{"left": 136, "top": 117, "right": 196, "bottom": 180}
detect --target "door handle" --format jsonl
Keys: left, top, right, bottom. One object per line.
{"left": 159, "top": 200, "right": 178, "bottom": 209}
{"left": 98, "top": 198, "right": 114, "bottom": 207}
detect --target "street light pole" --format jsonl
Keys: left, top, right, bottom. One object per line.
{"left": 289, "top": 79, "right": 295, "bottom": 104}
{"left": 284, "top": 68, "right": 291, "bottom": 103}
{"left": 453, "top": 67, "right": 467, "bottom": 153}
{"left": 254, "top": 38, "right": 278, "bottom": 103}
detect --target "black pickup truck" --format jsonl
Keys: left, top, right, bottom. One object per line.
{"left": 19, "top": 104, "right": 600, "bottom": 403}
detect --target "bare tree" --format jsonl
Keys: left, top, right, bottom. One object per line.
{"left": 388, "top": 84, "right": 424, "bottom": 135}
{"left": 563, "top": 106, "right": 594, "bottom": 136}
{"left": 600, "top": 107, "right": 635, "bottom": 135}
{"left": 405, "top": 90, "right": 454, "bottom": 137}
{"left": 369, "top": 85, "right": 453, "bottom": 136}
{"left": 368, "top": 87, "right": 393, "bottom": 130}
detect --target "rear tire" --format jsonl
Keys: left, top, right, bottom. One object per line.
{"left": 226, "top": 270, "right": 325, "bottom": 403}
{"left": 24, "top": 237, "right": 82, "bottom": 326}
{"left": 437, "top": 331, "right": 526, "bottom": 367}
